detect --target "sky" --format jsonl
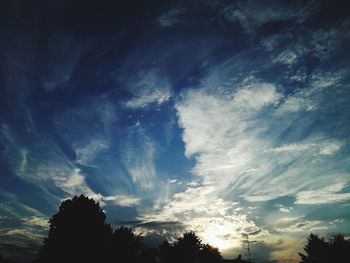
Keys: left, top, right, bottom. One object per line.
{"left": 0, "top": 0, "right": 350, "bottom": 262}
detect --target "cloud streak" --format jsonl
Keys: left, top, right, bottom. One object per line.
{"left": 125, "top": 71, "right": 172, "bottom": 109}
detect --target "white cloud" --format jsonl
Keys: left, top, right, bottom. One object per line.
{"left": 0, "top": 215, "right": 49, "bottom": 250}
{"left": 233, "top": 82, "right": 281, "bottom": 111}
{"left": 221, "top": 0, "right": 316, "bottom": 34}
{"left": 22, "top": 216, "right": 49, "bottom": 228}
{"left": 279, "top": 207, "right": 290, "bottom": 213}
{"left": 274, "top": 217, "right": 327, "bottom": 233}
{"left": 125, "top": 71, "right": 172, "bottom": 109}
{"left": 266, "top": 143, "right": 312, "bottom": 153}
{"left": 276, "top": 204, "right": 292, "bottom": 213}
{"left": 319, "top": 141, "right": 342, "bottom": 155}
{"left": 176, "top": 80, "right": 285, "bottom": 195}
{"left": 276, "top": 97, "right": 316, "bottom": 114}
{"left": 128, "top": 158, "right": 156, "bottom": 189}
{"left": 176, "top": 79, "right": 280, "bottom": 158}
{"left": 102, "top": 195, "right": 140, "bottom": 207}
{"left": 273, "top": 50, "right": 298, "bottom": 66}
{"left": 139, "top": 184, "right": 257, "bottom": 252}
{"left": 121, "top": 131, "right": 157, "bottom": 189}
{"left": 295, "top": 181, "right": 350, "bottom": 205}
{"left": 126, "top": 89, "right": 171, "bottom": 109}
{"left": 4, "top": 229, "right": 39, "bottom": 239}
{"left": 309, "top": 70, "right": 344, "bottom": 91}
{"left": 18, "top": 149, "right": 28, "bottom": 176}
{"left": 55, "top": 168, "right": 94, "bottom": 196}
{"left": 0, "top": 123, "right": 15, "bottom": 144}
{"left": 36, "top": 164, "right": 95, "bottom": 197}
{"left": 265, "top": 139, "right": 342, "bottom": 156}
{"left": 330, "top": 218, "right": 344, "bottom": 225}
{"left": 175, "top": 74, "right": 348, "bottom": 206}
{"left": 70, "top": 193, "right": 140, "bottom": 208}
{"left": 157, "top": 7, "right": 186, "bottom": 27}
{"left": 276, "top": 69, "right": 348, "bottom": 117}
{"left": 75, "top": 139, "right": 108, "bottom": 165}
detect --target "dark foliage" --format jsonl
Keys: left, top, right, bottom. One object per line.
{"left": 0, "top": 254, "right": 17, "bottom": 263}
{"left": 140, "top": 247, "right": 158, "bottom": 263}
{"left": 34, "top": 195, "right": 146, "bottom": 263}
{"left": 158, "top": 231, "right": 222, "bottom": 263}
{"left": 35, "top": 195, "right": 113, "bottom": 263}
{"left": 35, "top": 195, "right": 350, "bottom": 263}
{"left": 112, "top": 226, "right": 143, "bottom": 262}
{"left": 299, "top": 233, "right": 350, "bottom": 263}
{"left": 31, "top": 195, "right": 350, "bottom": 263}
{"left": 34, "top": 195, "right": 222, "bottom": 263}
{"left": 199, "top": 244, "right": 222, "bottom": 263}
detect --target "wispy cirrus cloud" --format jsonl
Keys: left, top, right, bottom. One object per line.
{"left": 157, "top": 7, "right": 187, "bottom": 27}
{"left": 273, "top": 217, "right": 327, "bottom": 233}
{"left": 75, "top": 139, "right": 108, "bottom": 166}
{"left": 125, "top": 71, "right": 172, "bottom": 109}
{"left": 139, "top": 183, "right": 259, "bottom": 252}
{"left": 175, "top": 66, "right": 350, "bottom": 206}
{"left": 295, "top": 181, "right": 350, "bottom": 205}
{"left": 22, "top": 216, "right": 49, "bottom": 229}
{"left": 0, "top": 215, "right": 48, "bottom": 258}
{"left": 221, "top": 0, "right": 317, "bottom": 34}
{"left": 41, "top": 34, "right": 82, "bottom": 92}
{"left": 98, "top": 195, "right": 140, "bottom": 207}
{"left": 1, "top": 1, "right": 349, "bottom": 261}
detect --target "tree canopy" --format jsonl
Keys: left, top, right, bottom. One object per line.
{"left": 158, "top": 231, "right": 222, "bottom": 263}
{"left": 299, "top": 233, "right": 350, "bottom": 263}
{"left": 34, "top": 195, "right": 223, "bottom": 263}
{"left": 36, "top": 195, "right": 113, "bottom": 263}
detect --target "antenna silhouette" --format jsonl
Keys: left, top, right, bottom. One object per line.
{"left": 242, "top": 233, "right": 252, "bottom": 262}
{"left": 241, "top": 229, "right": 263, "bottom": 262}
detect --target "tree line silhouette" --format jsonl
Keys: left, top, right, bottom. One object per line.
{"left": 32, "top": 195, "right": 222, "bottom": 263}
{"left": 1, "top": 195, "right": 349, "bottom": 263}
{"left": 299, "top": 233, "right": 350, "bottom": 263}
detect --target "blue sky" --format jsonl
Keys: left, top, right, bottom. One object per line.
{"left": 1, "top": 0, "right": 350, "bottom": 262}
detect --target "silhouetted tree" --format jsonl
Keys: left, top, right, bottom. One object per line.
{"left": 299, "top": 233, "right": 350, "bottom": 263}
{"left": 111, "top": 226, "right": 142, "bottom": 262}
{"left": 299, "top": 233, "right": 329, "bottom": 263}
{"left": 329, "top": 234, "right": 350, "bottom": 262}
{"left": 35, "top": 195, "right": 113, "bottom": 263}
{"left": 34, "top": 195, "right": 224, "bottom": 263}
{"left": 0, "top": 254, "right": 17, "bottom": 263}
{"left": 159, "top": 240, "right": 174, "bottom": 263}
{"left": 199, "top": 244, "right": 222, "bottom": 263}
{"left": 159, "top": 231, "right": 222, "bottom": 263}
{"left": 176, "top": 231, "right": 202, "bottom": 263}
{"left": 140, "top": 247, "right": 158, "bottom": 263}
